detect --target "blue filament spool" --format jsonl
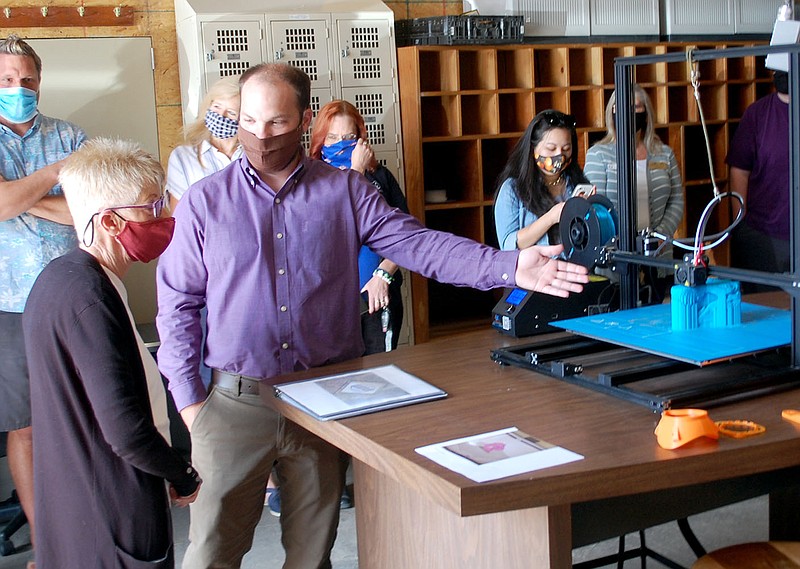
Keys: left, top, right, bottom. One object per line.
{"left": 559, "top": 195, "right": 618, "bottom": 268}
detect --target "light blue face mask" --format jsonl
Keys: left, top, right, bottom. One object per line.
{"left": 0, "top": 86, "right": 38, "bottom": 124}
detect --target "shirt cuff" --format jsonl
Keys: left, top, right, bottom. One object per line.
{"left": 170, "top": 377, "right": 209, "bottom": 412}
{"left": 495, "top": 251, "right": 518, "bottom": 288}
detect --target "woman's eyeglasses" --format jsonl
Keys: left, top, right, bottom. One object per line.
{"left": 81, "top": 192, "right": 170, "bottom": 247}
{"left": 538, "top": 111, "right": 577, "bottom": 129}
{"left": 325, "top": 133, "right": 358, "bottom": 143}
{"left": 107, "top": 192, "right": 170, "bottom": 219}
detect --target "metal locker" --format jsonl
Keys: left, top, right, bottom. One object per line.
{"left": 336, "top": 19, "right": 394, "bottom": 87}
{"left": 342, "top": 85, "right": 397, "bottom": 154}
{"left": 374, "top": 150, "right": 404, "bottom": 190}
{"left": 200, "top": 20, "right": 264, "bottom": 87}
{"left": 302, "top": 88, "right": 334, "bottom": 152}
{"left": 269, "top": 19, "right": 332, "bottom": 92}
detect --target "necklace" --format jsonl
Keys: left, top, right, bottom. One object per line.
{"left": 545, "top": 174, "right": 564, "bottom": 187}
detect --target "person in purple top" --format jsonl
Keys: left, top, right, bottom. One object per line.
{"left": 727, "top": 71, "right": 790, "bottom": 291}
{"left": 156, "top": 62, "right": 588, "bottom": 569}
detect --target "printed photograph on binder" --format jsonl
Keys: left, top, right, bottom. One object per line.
{"left": 273, "top": 364, "right": 447, "bottom": 421}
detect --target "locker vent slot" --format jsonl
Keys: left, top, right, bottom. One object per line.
{"left": 219, "top": 61, "right": 250, "bottom": 76}
{"left": 354, "top": 92, "right": 385, "bottom": 117}
{"left": 289, "top": 59, "right": 319, "bottom": 82}
{"left": 285, "top": 28, "right": 317, "bottom": 51}
{"left": 351, "top": 27, "right": 380, "bottom": 49}
{"left": 366, "top": 123, "right": 386, "bottom": 146}
{"left": 353, "top": 57, "right": 382, "bottom": 80}
{"left": 216, "top": 29, "right": 249, "bottom": 52}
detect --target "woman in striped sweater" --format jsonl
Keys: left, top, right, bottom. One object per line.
{"left": 584, "top": 85, "right": 684, "bottom": 304}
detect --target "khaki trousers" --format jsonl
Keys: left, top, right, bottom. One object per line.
{"left": 182, "top": 384, "right": 347, "bottom": 569}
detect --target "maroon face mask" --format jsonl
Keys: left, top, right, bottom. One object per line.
{"left": 115, "top": 216, "right": 176, "bottom": 263}
{"left": 238, "top": 126, "right": 303, "bottom": 176}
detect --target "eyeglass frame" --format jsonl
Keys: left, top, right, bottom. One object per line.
{"left": 324, "top": 132, "right": 358, "bottom": 143}
{"left": 81, "top": 191, "right": 170, "bottom": 247}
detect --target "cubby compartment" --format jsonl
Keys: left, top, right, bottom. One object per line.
{"left": 534, "top": 90, "right": 568, "bottom": 114}
{"left": 420, "top": 95, "right": 460, "bottom": 137}
{"left": 683, "top": 124, "right": 727, "bottom": 182}
{"left": 652, "top": 86, "right": 669, "bottom": 125}
{"left": 667, "top": 85, "right": 692, "bottom": 123}
{"left": 585, "top": 129, "right": 607, "bottom": 150}
{"left": 727, "top": 83, "right": 753, "bottom": 118}
{"left": 697, "top": 84, "right": 727, "bottom": 121}
{"left": 727, "top": 55, "right": 756, "bottom": 81}
{"left": 497, "top": 47, "right": 534, "bottom": 90}
{"left": 461, "top": 94, "right": 499, "bottom": 135}
{"left": 499, "top": 92, "right": 534, "bottom": 133}
{"left": 696, "top": 51, "right": 726, "bottom": 82}
{"left": 418, "top": 49, "right": 458, "bottom": 92}
{"left": 483, "top": 204, "right": 500, "bottom": 249}
{"left": 422, "top": 140, "right": 481, "bottom": 203}
{"left": 684, "top": 182, "right": 720, "bottom": 235}
{"left": 481, "top": 137, "right": 519, "bottom": 199}
{"left": 601, "top": 46, "right": 629, "bottom": 86}
{"left": 459, "top": 49, "right": 497, "bottom": 91}
{"left": 665, "top": 45, "right": 689, "bottom": 82}
{"left": 633, "top": 46, "right": 659, "bottom": 84}
{"left": 569, "top": 88, "right": 605, "bottom": 128}
{"left": 653, "top": 126, "right": 670, "bottom": 146}
{"left": 424, "top": 207, "right": 484, "bottom": 241}
{"left": 427, "top": 280, "right": 498, "bottom": 334}
{"left": 426, "top": 209, "right": 500, "bottom": 333}
{"left": 534, "top": 47, "right": 568, "bottom": 88}
{"left": 755, "top": 57, "right": 773, "bottom": 80}
{"left": 568, "top": 47, "right": 602, "bottom": 87}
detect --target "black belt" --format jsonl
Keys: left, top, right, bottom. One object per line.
{"left": 211, "top": 369, "right": 262, "bottom": 396}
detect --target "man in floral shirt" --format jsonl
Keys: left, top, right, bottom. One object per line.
{"left": 0, "top": 34, "right": 86, "bottom": 560}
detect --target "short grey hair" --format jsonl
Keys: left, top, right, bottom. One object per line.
{"left": 0, "top": 34, "right": 42, "bottom": 78}
{"left": 59, "top": 138, "right": 165, "bottom": 242}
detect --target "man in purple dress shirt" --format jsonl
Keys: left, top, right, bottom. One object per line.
{"left": 156, "top": 63, "right": 588, "bottom": 569}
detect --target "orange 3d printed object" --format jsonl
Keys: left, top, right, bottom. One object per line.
{"left": 654, "top": 408, "right": 719, "bottom": 449}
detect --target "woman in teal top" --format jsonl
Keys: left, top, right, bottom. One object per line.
{"left": 584, "top": 85, "right": 684, "bottom": 303}
{"left": 494, "top": 110, "right": 589, "bottom": 250}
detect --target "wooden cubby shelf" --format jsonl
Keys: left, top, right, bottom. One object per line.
{"left": 398, "top": 40, "right": 769, "bottom": 343}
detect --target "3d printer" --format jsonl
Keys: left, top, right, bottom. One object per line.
{"left": 492, "top": 34, "right": 800, "bottom": 412}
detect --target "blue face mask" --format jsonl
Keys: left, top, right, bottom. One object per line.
{"left": 321, "top": 139, "right": 357, "bottom": 170}
{"left": 0, "top": 87, "right": 38, "bottom": 124}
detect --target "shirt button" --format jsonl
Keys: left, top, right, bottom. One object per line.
{"left": 281, "top": 342, "right": 289, "bottom": 350}
{"left": 276, "top": 232, "right": 283, "bottom": 239}
{"left": 502, "top": 273, "right": 509, "bottom": 280}
{"left": 275, "top": 198, "right": 281, "bottom": 204}
{"left": 278, "top": 268, "right": 286, "bottom": 275}
{"left": 280, "top": 305, "right": 287, "bottom": 312}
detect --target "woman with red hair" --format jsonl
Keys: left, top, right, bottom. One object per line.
{"left": 310, "top": 100, "right": 408, "bottom": 355}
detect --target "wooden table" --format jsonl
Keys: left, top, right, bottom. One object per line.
{"left": 264, "top": 329, "right": 800, "bottom": 568}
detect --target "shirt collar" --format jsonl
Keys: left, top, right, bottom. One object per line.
{"left": 200, "top": 138, "right": 241, "bottom": 157}
{"left": 238, "top": 149, "right": 308, "bottom": 191}
{"left": 0, "top": 113, "right": 41, "bottom": 139}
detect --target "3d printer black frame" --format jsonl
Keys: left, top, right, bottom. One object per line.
{"left": 612, "top": 42, "right": 800, "bottom": 366}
